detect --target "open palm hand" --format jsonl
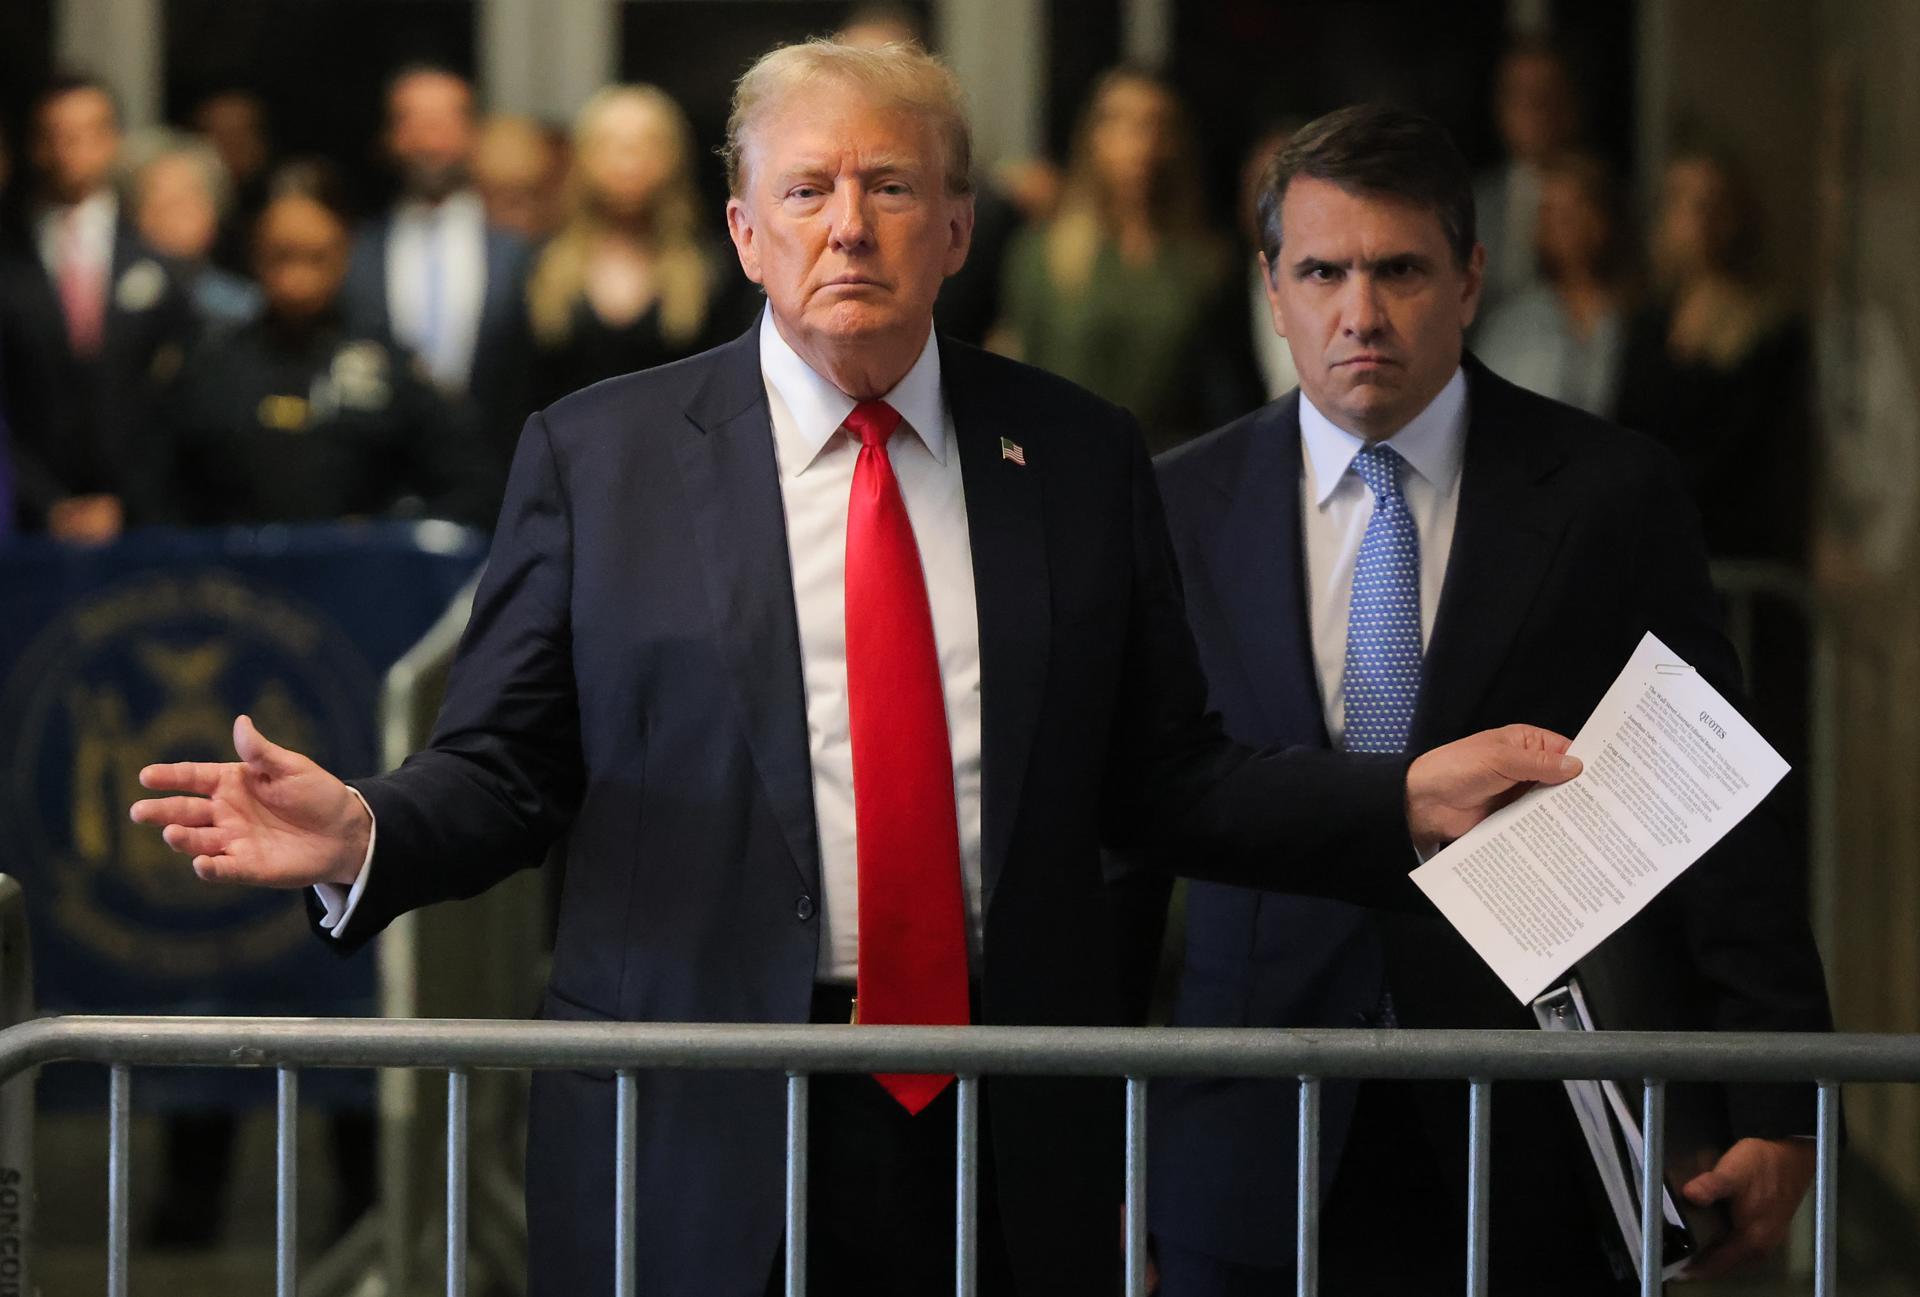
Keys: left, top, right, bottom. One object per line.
{"left": 130, "top": 714, "right": 370, "bottom": 889}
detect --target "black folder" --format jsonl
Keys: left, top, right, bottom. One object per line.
{"left": 1534, "top": 917, "right": 1733, "bottom": 1281}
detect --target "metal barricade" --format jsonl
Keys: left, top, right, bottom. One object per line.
{"left": 2, "top": 1005, "right": 1916, "bottom": 1297}
{"left": 0, "top": 877, "right": 31, "bottom": 1297}
{"left": 0, "top": 565, "right": 1891, "bottom": 1297}
{"left": 348, "top": 572, "right": 542, "bottom": 1297}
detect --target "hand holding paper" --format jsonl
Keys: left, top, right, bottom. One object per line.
{"left": 1404, "top": 724, "right": 1585, "bottom": 852}
{"left": 1413, "top": 632, "right": 1790, "bottom": 1002}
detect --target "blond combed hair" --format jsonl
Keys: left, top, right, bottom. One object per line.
{"left": 722, "top": 38, "right": 973, "bottom": 197}
{"left": 528, "top": 84, "right": 713, "bottom": 348}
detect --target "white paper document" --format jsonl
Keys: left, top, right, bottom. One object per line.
{"left": 1412, "top": 632, "right": 1790, "bottom": 1002}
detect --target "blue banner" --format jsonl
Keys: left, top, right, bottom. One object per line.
{"left": 0, "top": 522, "right": 484, "bottom": 1107}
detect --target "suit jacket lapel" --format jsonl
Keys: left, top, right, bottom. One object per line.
{"left": 1413, "top": 358, "right": 1573, "bottom": 747}
{"left": 103, "top": 222, "right": 140, "bottom": 353}
{"left": 13, "top": 242, "right": 71, "bottom": 368}
{"left": 349, "top": 220, "right": 395, "bottom": 336}
{"left": 675, "top": 327, "right": 821, "bottom": 894}
{"left": 480, "top": 229, "right": 520, "bottom": 343}
{"left": 1187, "top": 394, "right": 1329, "bottom": 744}
{"left": 942, "top": 340, "right": 1049, "bottom": 902}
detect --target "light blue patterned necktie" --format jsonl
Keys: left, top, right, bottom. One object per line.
{"left": 1343, "top": 444, "right": 1422, "bottom": 755}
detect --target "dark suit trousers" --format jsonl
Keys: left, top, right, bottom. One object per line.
{"left": 762, "top": 985, "right": 1018, "bottom": 1297}
{"left": 1159, "top": 1080, "right": 1634, "bottom": 1297}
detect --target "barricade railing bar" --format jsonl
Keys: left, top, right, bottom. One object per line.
{"left": 0, "top": 875, "right": 31, "bottom": 1297}
{"left": 5, "top": 1015, "right": 1918, "bottom": 1297}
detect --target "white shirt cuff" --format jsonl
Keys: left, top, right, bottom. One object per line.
{"left": 314, "top": 786, "right": 376, "bottom": 938}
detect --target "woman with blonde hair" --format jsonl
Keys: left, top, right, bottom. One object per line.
{"left": 527, "top": 84, "right": 748, "bottom": 406}
{"left": 994, "top": 68, "right": 1229, "bottom": 451}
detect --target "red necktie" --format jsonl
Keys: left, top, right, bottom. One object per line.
{"left": 58, "top": 210, "right": 105, "bottom": 358}
{"left": 843, "top": 398, "right": 971, "bottom": 1114}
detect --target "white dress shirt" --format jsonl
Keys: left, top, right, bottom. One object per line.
{"left": 385, "top": 190, "right": 488, "bottom": 393}
{"left": 321, "top": 311, "right": 987, "bottom": 986}
{"left": 759, "top": 311, "right": 984, "bottom": 982}
{"left": 1299, "top": 367, "right": 1468, "bottom": 746}
{"left": 35, "top": 191, "right": 117, "bottom": 290}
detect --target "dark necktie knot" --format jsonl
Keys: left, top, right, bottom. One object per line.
{"left": 845, "top": 399, "right": 903, "bottom": 449}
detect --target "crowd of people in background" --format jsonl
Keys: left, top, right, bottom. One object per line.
{"left": 0, "top": 16, "right": 1813, "bottom": 573}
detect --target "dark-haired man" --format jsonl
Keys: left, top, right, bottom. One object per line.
{"left": 0, "top": 74, "right": 193, "bottom": 539}
{"left": 1148, "top": 104, "right": 1833, "bottom": 1295}
{"left": 192, "top": 89, "right": 275, "bottom": 274}
{"left": 1476, "top": 40, "right": 1582, "bottom": 315}
{"left": 340, "top": 65, "right": 530, "bottom": 472}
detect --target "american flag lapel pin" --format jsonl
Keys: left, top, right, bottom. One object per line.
{"left": 999, "top": 436, "right": 1027, "bottom": 466}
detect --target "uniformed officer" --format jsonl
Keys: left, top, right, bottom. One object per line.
{"left": 164, "top": 180, "right": 498, "bottom": 527}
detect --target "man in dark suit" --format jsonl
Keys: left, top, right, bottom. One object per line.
{"left": 0, "top": 74, "right": 194, "bottom": 539}
{"left": 340, "top": 65, "right": 531, "bottom": 479}
{"left": 133, "top": 49, "right": 1584, "bottom": 1297}
{"left": 1147, "top": 105, "right": 1833, "bottom": 1296}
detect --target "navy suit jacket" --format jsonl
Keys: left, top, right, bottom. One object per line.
{"left": 323, "top": 322, "right": 1437, "bottom": 1296}
{"left": 0, "top": 219, "right": 194, "bottom": 526}
{"left": 1147, "top": 359, "right": 1834, "bottom": 1272}
{"left": 342, "top": 212, "right": 533, "bottom": 472}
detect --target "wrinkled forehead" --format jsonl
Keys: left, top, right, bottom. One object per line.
{"left": 741, "top": 79, "right": 943, "bottom": 184}
{"left": 1281, "top": 179, "right": 1451, "bottom": 248}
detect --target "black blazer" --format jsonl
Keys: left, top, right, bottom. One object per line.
{"left": 1147, "top": 358, "right": 1834, "bottom": 1273}
{"left": 320, "top": 320, "right": 1445, "bottom": 1296}
{"left": 341, "top": 211, "right": 534, "bottom": 473}
{"left": 0, "top": 218, "right": 194, "bottom": 526}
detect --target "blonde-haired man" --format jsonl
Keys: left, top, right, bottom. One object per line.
{"left": 137, "top": 40, "right": 1581, "bottom": 1295}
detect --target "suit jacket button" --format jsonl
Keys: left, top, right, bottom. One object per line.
{"left": 795, "top": 895, "right": 815, "bottom": 922}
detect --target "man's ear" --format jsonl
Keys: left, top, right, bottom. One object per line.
{"left": 943, "top": 192, "right": 976, "bottom": 278}
{"left": 726, "top": 197, "right": 763, "bottom": 285}
{"left": 1258, "top": 251, "right": 1287, "bottom": 339}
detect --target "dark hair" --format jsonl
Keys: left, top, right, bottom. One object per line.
{"left": 192, "top": 86, "right": 268, "bottom": 118}
{"left": 1255, "top": 103, "right": 1475, "bottom": 271}
{"left": 265, "top": 157, "right": 354, "bottom": 226}
{"left": 1536, "top": 150, "right": 1632, "bottom": 288}
{"left": 1498, "top": 37, "right": 1574, "bottom": 84}
{"left": 35, "top": 71, "right": 122, "bottom": 129}
{"left": 1662, "top": 144, "right": 1765, "bottom": 282}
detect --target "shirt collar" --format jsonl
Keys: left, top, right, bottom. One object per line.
{"left": 396, "top": 188, "right": 484, "bottom": 227}
{"left": 39, "top": 190, "right": 116, "bottom": 236}
{"left": 757, "top": 305, "right": 946, "bottom": 476}
{"left": 1299, "top": 365, "right": 1468, "bottom": 507}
